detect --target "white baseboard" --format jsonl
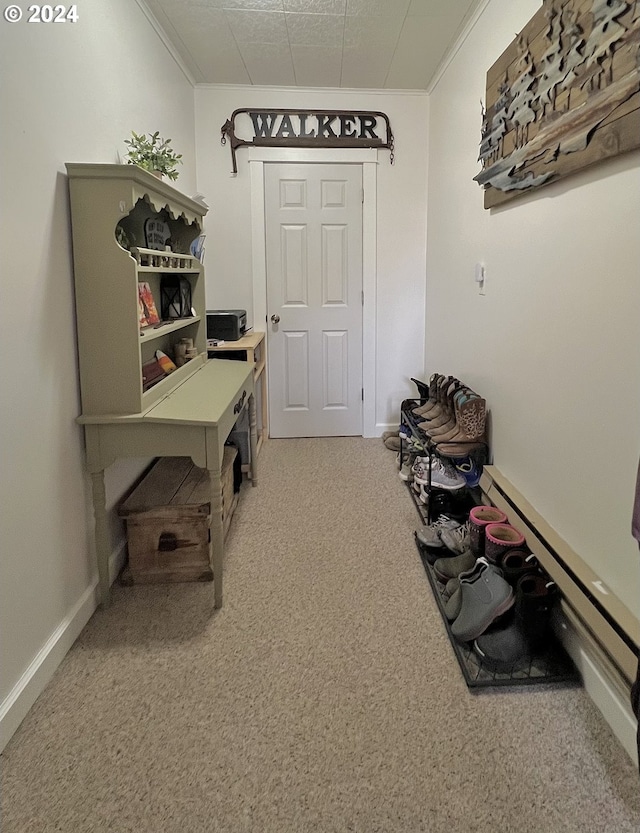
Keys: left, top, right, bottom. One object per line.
{"left": 0, "top": 540, "right": 127, "bottom": 752}
{"left": 555, "top": 608, "right": 638, "bottom": 767}
{"left": 375, "top": 422, "right": 399, "bottom": 437}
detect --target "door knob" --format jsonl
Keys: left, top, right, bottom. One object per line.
{"left": 270, "top": 314, "right": 280, "bottom": 324}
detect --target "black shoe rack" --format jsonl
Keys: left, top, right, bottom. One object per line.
{"left": 400, "top": 397, "right": 578, "bottom": 689}
{"left": 413, "top": 535, "right": 580, "bottom": 689}
{"left": 400, "top": 398, "right": 488, "bottom": 525}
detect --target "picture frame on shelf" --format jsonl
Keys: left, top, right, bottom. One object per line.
{"left": 138, "top": 281, "right": 160, "bottom": 325}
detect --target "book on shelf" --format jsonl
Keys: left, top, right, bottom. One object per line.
{"left": 138, "top": 293, "right": 148, "bottom": 327}
{"left": 138, "top": 282, "right": 160, "bottom": 326}
{"left": 141, "top": 358, "right": 166, "bottom": 391}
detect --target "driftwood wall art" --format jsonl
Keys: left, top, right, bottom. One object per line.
{"left": 475, "top": 0, "right": 640, "bottom": 208}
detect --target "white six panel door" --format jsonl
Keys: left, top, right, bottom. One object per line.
{"left": 265, "top": 163, "right": 363, "bottom": 438}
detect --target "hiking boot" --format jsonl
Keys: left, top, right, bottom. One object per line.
{"left": 433, "top": 549, "right": 475, "bottom": 582}
{"left": 415, "top": 515, "right": 461, "bottom": 548}
{"left": 451, "top": 557, "right": 515, "bottom": 642}
{"left": 439, "top": 522, "right": 470, "bottom": 554}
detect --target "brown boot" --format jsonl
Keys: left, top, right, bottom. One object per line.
{"left": 431, "top": 395, "right": 486, "bottom": 443}
{"left": 414, "top": 374, "right": 453, "bottom": 417}
{"left": 425, "top": 390, "right": 479, "bottom": 439}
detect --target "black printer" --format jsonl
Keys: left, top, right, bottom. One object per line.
{"left": 206, "top": 309, "right": 247, "bottom": 342}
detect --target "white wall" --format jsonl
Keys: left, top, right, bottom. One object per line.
{"left": 426, "top": 0, "right": 640, "bottom": 615}
{"left": 195, "top": 86, "right": 429, "bottom": 429}
{"left": 0, "top": 0, "right": 196, "bottom": 748}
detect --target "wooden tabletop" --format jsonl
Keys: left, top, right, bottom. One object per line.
{"left": 78, "top": 359, "right": 253, "bottom": 427}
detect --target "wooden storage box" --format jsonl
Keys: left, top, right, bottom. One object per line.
{"left": 119, "top": 448, "right": 239, "bottom": 584}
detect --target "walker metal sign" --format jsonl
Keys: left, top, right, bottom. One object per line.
{"left": 221, "top": 108, "right": 394, "bottom": 173}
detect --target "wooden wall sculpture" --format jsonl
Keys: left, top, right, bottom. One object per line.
{"left": 475, "top": 0, "right": 640, "bottom": 208}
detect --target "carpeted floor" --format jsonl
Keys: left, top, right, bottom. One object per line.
{"left": 2, "top": 437, "right": 639, "bottom": 832}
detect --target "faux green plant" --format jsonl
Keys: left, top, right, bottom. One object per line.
{"left": 124, "top": 131, "right": 183, "bottom": 181}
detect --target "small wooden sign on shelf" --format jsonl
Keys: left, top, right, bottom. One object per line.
{"left": 144, "top": 217, "right": 170, "bottom": 250}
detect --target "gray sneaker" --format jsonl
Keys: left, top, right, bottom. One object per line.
{"left": 451, "top": 558, "right": 515, "bottom": 642}
{"left": 429, "top": 457, "right": 466, "bottom": 491}
{"left": 415, "top": 515, "right": 461, "bottom": 548}
{"left": 440, "top": 522, "right": 470, "bottom": 554}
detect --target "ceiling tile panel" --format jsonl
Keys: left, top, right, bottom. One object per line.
{"left": 185, "top": 31, "right": 252, "bottom": 85}
{"left": 154, "top": 0, "right": 219, "bottom": 7}
{"left": 154, "top": 3, "right": 228, "bottom": 32}
{"left": 225, "top": 9, "right": 289, "bottom": 44}
{"left": 208, "top": 0, "right": 284, "bottom": 9}
{"left": 340, "top": 44, "right": 395, "bottom": 88}
{"left": 290, "top": 45, "right": 343, "bottom": 87}
{"left": 343, "top": 14, "right": 404, "bottom": 48}
{"left": 384, "top": 15, "right": 443, "bottom": 89}
{"left": 346, "top": 0, "right": 410, "bottom": 15}
{"left": 285, "top": 13, "right": 345, "bottom": 47}
{"left": 239, "top": 42, "right": 297, "bottom": 85}
{"left": 147, "top": 0, "right": 483, "bottom": 89}
{"left": 160, "top": 0, "right": 283, "bottom": 8}
{"left": 284, "top": 0, "right": 346, "bottom": 12}
{"left": 408, "top": 0, "right": 475, "bottom": 21}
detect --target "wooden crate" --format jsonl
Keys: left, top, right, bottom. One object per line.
{"left": 118, "top": 447, "right": 239, "bottom": 584}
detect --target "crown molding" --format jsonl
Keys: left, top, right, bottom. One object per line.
{"left": 427, "top": 0, "right": 491, "bottom": 94}
{"left": 194, "top": 82, "right": 429, "bottom": 97}
{"left": 134, "top": 0, "right": 196, "bottom": 87}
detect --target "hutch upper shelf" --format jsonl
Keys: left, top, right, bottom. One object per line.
{"left": 65, "top": 163, "right": 208, "bottom": 417}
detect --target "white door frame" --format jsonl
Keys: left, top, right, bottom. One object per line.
{"left": 248, "top": 146, "right": 378, "bottom": 438}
